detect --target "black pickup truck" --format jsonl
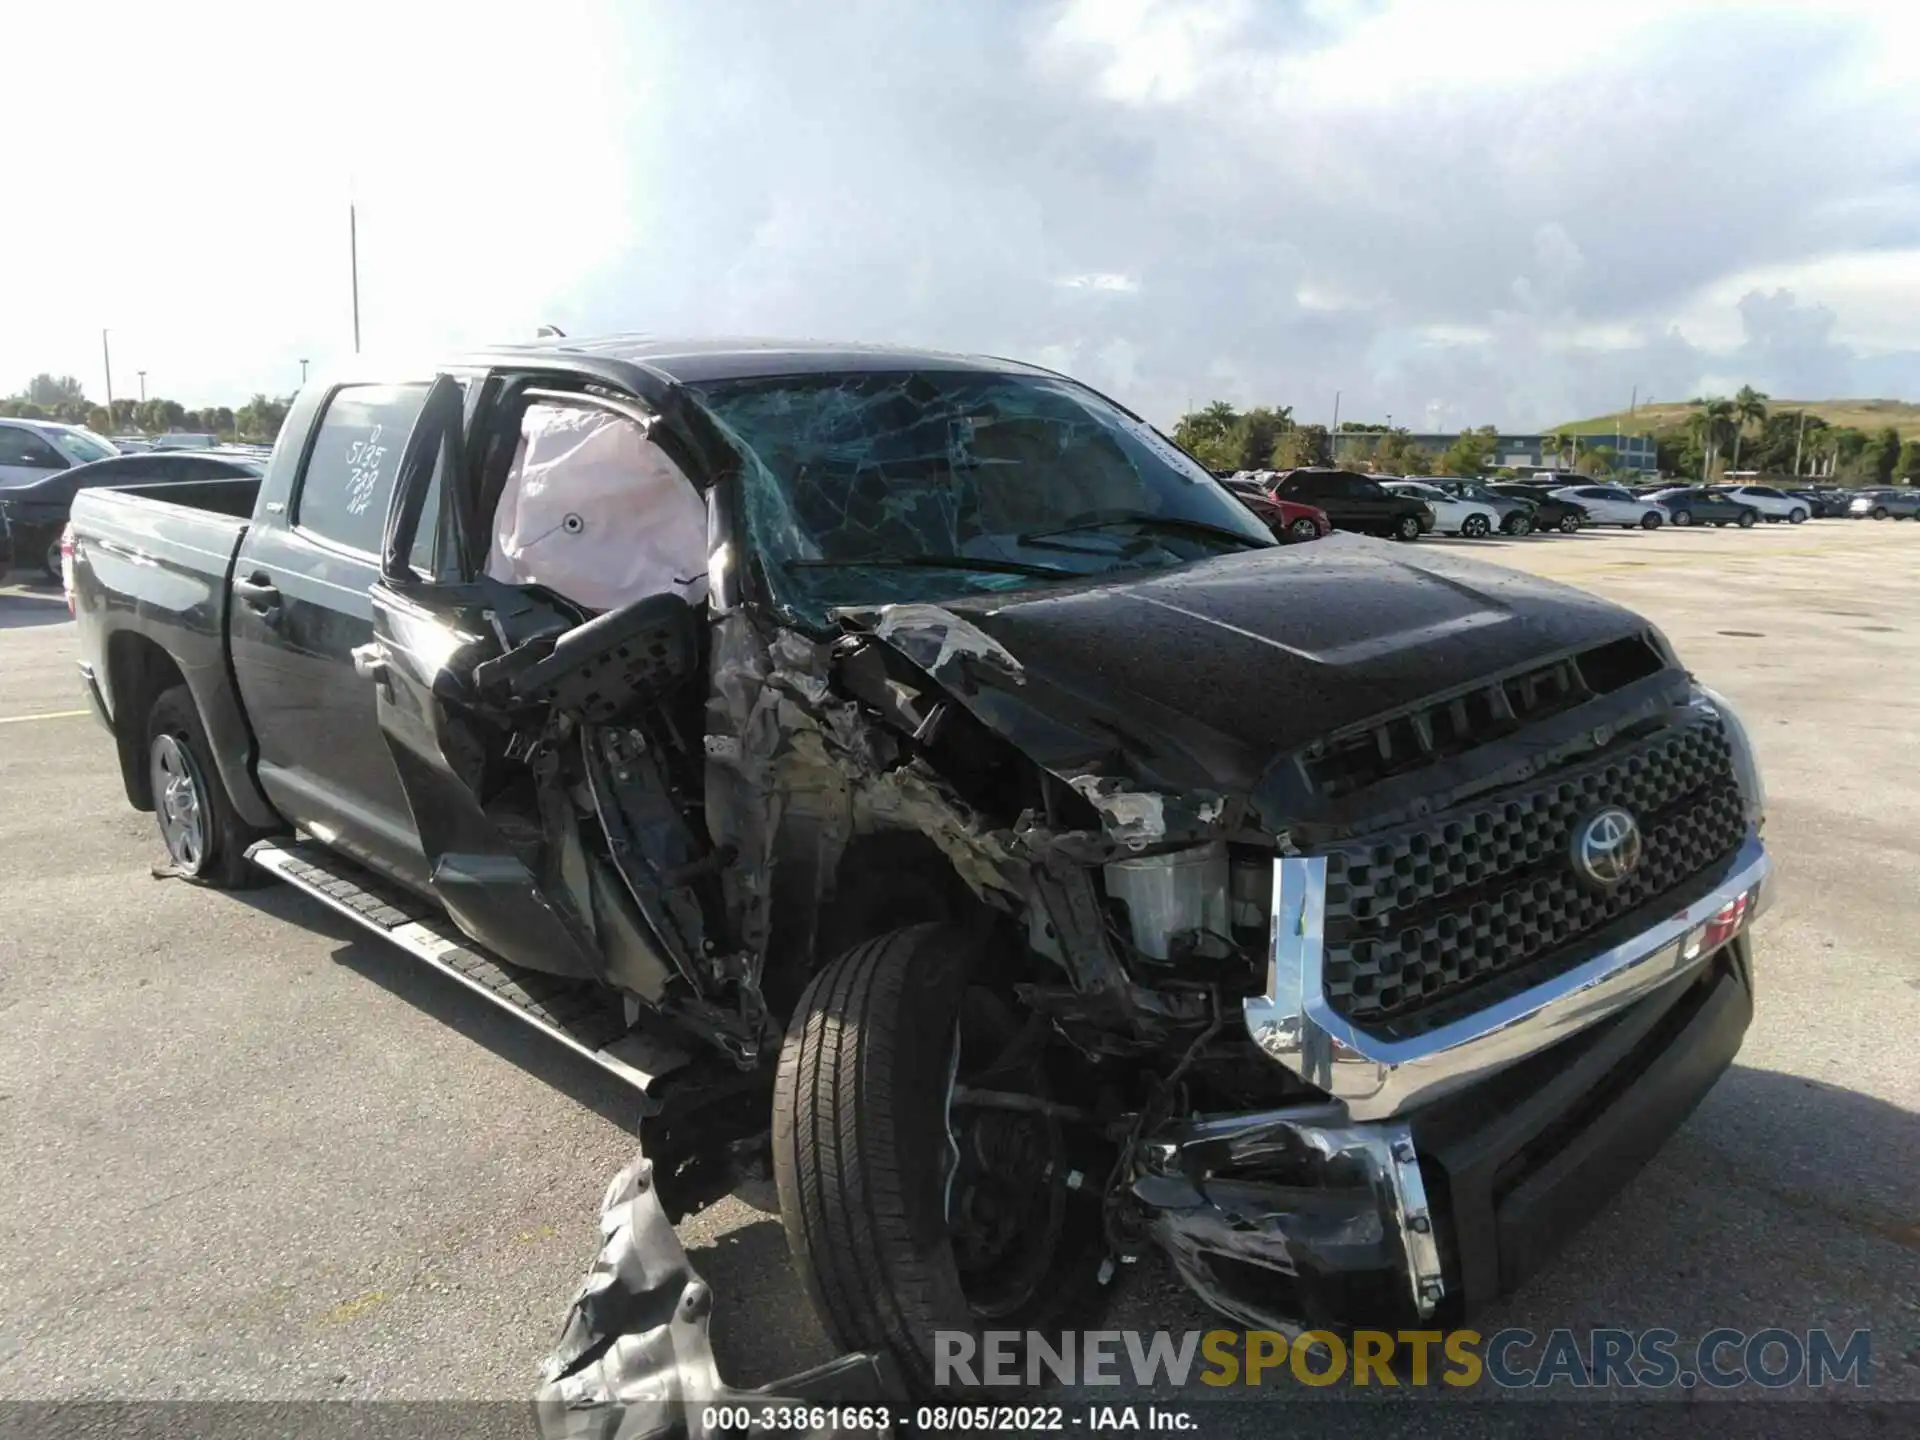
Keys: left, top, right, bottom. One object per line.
{"left": 70, "top": 337, "right": 1772, "bottom": 1401}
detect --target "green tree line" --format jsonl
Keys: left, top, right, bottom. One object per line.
{"left": 1171, "top": 403, "right": 1620, "bottom": 479}
{"left": 2, "top": 372, "right": 294, "bottom": 444}
{"left": 1629, "top": 388, "right": 1918, "bottom": 486}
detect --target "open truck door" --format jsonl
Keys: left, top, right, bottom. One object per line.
{"left": 357, "top": 373, "right": 609, "bottom": 979}
{"left": 363, "top": 375, "right": 726, "bottom": 1039}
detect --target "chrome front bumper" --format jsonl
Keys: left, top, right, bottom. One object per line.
{"left": 1243, "top": 830, "right": 1771, "bottom": 1121}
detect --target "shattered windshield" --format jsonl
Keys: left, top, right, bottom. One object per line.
{"left": 688, "top": 368, "right": 1274, "bottom": 623}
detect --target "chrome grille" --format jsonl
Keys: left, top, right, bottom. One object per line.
{"left": 1320, "top": 717, "right": 1744, "bottom": 1025}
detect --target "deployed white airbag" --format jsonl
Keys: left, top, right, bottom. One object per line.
{"left": 486, "top": 403, "right": 707, "bottom": 612}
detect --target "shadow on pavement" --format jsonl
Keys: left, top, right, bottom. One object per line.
{"left": 227, "top": 880, "right": 652, "bottom": 1138}
{"left": 1683, "top": 1063, "right": 1919, "bottom": 1249}
{"left": 0, "top": 586, "right": 71, "bottom": 629}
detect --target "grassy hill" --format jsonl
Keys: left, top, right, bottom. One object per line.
{"left": 1553, "top": 399, "right": 1920, "bottom": 439}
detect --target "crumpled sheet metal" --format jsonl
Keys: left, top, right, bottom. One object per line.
{"left": 535, "top": 1150, "right": 896, "bottom": 1440}
{"left": 868, "top": 602, "right": 1024, "bottom": 689}
{"left": 847, "top": 601, "right": 1232, "bottom": 852}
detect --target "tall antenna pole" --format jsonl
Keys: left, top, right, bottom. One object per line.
{"left": 102, "top": 329, "right": 114, "bottom": 416}
{"left": 350, "top": 200, "right": 362, "bottom": 354}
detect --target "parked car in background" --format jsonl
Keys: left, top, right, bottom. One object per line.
{"left": 1383, "top": 479, "right": 1504, "bottom": 538}
{"left": 0, "top": 419, "right": 121, "bottom": 490}
{"left": 1548, "top": 483, "right": 1668, "bottom": 529}
{"left": 0, "top": 449, "right": 267, "bottom": 580}
{"left": 149, "top": 432, "right": 222, "bottom": 451}
{"left": 1790, "top": 488, "right": 1852, "bottom": 518}
{"left": 1269, "top": 468, "right": 1431, "bottom": 540}
{"left": 1431, "top": 479, "right": 1542, "bottom": 535}
{"left": 1712, "top": 484, "right": 1808, "bottom": 523}
{"left": 1645, "top": 487, "right": 1760, "bottom": 529}
{"left": 1222, "top": 479, "right": 1332, "bottom": 541}
{"left": 111, "top": 435, "right": 157, "bottom": 452}
{"left": 1849, "top": 488, "right": 1920, "bottom": 520}
{"left": 1486, "top": 482, "right": 1585, "bottom": 533}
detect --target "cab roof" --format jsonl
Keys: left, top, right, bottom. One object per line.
{"left": 469, "top": 334, "right": 1056, "bottom": 386}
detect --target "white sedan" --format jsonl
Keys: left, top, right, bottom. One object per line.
{"left": 1549, "top": 483, "right": 1669, "bottom": 529}
{"left": 1383, "top": 480, "right": 1505, "bottom": 538}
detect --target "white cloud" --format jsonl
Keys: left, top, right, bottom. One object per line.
{"left": 1056, "top": 274, "right": 1142, "bottom": 292}
{"left": 2, "top": 0, "right": 1916, "bottom": 431}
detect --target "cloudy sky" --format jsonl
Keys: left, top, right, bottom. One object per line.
{"left": 5, "top": 0, "right": 1917, "bottom": 429}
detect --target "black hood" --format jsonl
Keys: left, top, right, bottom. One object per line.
{"left": 845, "top": 534, "right": 1655, "bottom": 823}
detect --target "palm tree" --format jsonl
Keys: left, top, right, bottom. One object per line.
{"left": 1539, "top": 431, "right": 1567, "bottom": 471}
{"left": 1690, "top": 396, "right": 1738, "bottom": 480}
{"left": 1731, "top": 385, "right": 1769, "bottom": 470}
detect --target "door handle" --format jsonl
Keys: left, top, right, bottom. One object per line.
{"left": 351, "top": 642, "right": 389, "bottom": 682}
{"left": 234, "top": 573, "right": 281, "bottom": 610}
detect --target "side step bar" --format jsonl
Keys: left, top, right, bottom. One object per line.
{"left": 247, "top": 839, "right": 683, "bottom": 1095}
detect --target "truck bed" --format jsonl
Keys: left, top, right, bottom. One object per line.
{"left": 69, "top": 476, "right": 269, "bottom": 829}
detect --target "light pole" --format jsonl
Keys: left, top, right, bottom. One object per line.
{"left": 349, "top": 200, "right": 362, "bottom": 353}
{"left": 138, "top": 370, "right": 147, "bottom": 403}
{"left": 102, "top": 329, "right": 114, "bottom": 417}
{"left": 299, "top": 358, "right": 309, "bottom": 385}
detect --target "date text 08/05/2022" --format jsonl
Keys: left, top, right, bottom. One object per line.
{"left": 698, "top": 1405, "right": 1198, "bottom": 1433}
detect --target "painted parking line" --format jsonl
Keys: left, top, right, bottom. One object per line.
{"left": 0, "top": 709, "right": 91, "bottom": 726}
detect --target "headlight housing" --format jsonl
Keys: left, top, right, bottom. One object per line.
{"left": 1693, "top": 683, "right": 1765, "bottom": 829}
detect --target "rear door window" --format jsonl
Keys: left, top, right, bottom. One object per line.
{"left": 0, "top": 427, "right": 67, "bottom": 469}
{"left": 294, "top": 384, "right": 430, "bottom": 555}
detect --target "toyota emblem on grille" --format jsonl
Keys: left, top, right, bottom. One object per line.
{"left": 1572, "top": 806, "right": 1643, "bottom": 888}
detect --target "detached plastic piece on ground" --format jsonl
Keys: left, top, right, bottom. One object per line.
{"left": 536, "top": 1149, "right": 901, "bottom": 1440}
{"left": 488, "top": 403, "right": 708, "bottom": 614}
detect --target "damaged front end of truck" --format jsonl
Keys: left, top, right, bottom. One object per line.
{"left": 363, "top": 354, "right": 1766, "bottom": 1408}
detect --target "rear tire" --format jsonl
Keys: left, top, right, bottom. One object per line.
{"left": 1671, "top": 509, "right": 1693, "bottom": 526}
{"left": 774, "top": 924, "right": 1102, "bottom": 1398}
{"left": 146, "top": 686, "right": 271, "bottom": 888}
{"left": 1737, "top": 509, "right": 1757, "bottom": 528}
{"left": 43, "top": 540, "right": 63, "bottom": 582}
{"left": 1788, "top": 507, "right": 1807, "bottom": 524}
{"left": 1558, "top": 514, "right": 1580, "bottom": 534}
{"left": 1287, "top": 516, "right": 1319, "bottom": 541}
{"left": 1461, "top": 513, "right": 1491, "bottom": 539}
{"left": 1641, "top": 511, "right": 1663, "bottom": 530}
{"left": 1873, "top": 507, "right": 1889, "bottom": 520}
{"left": 1393, "top": 514, "right": 1422, "bottom": 542}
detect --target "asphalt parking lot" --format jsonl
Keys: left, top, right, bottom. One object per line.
{"left": 1, "top": 521, "right": 1916, "bottom": 1425}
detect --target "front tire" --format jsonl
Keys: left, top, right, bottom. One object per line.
{"left": 1873, "top": 507, "right": 1889, "bottom": 520}
{"left": 1671, "top": 509, "right": 1693, "bottom": 526}
{"left": 1461, "top": 513, "right": 1491, "bottom": 539}
{"left": 1641, "top": 511, "right": 1664, "bottom": 530}
{"left": 43, "top": 539, "right": 63, "bottom": 582}
{"left": 1788, "top": 507, "right": 1807, "bottom": 524}
{"left": 1558, "top": 514, "right": 1580, "bottom": 534}
{"left": 1287, "top": 516, "right": 1320, "bottom": 541}
{"left": 145, "top": 686, "right": 271, "bottom": 887}
{"left": 1737, "top": 509, "right": 1757, "bottom": 528}
{"left": 774, "top": 924, "right": 1101, "bottom": 1398}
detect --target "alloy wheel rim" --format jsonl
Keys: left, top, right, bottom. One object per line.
{"left": 150, "top": 734, "right": 208, "bottom": 872}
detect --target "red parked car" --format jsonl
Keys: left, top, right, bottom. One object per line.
{"left": 1224, "top": 478, "right": 1332, "bottom": 542}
